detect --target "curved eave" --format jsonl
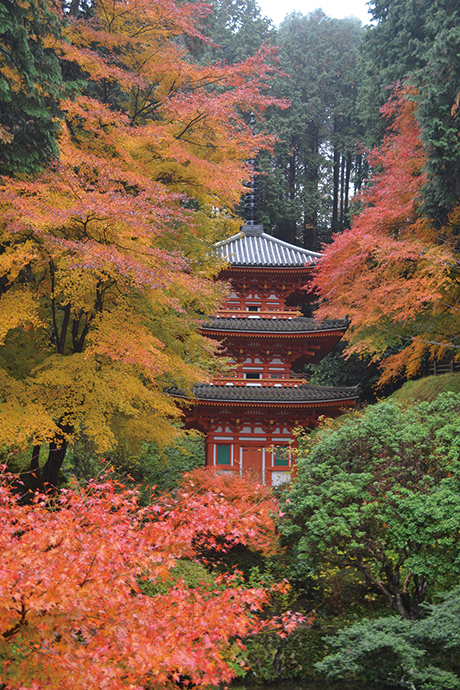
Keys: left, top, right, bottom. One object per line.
{"left": 177, "top": 383, "right": 360, "bottom": 407}
{"left": 200, "top": 328, "right": 347, "bottom": 338}
{"left": 218, "top": 265, "right": 314, "bottom": 274}
{"left": 189, "top": 398, "right": 357, "bottom": 408}
{"left": 200, "top": 317, "right": 349, "bottom": 337}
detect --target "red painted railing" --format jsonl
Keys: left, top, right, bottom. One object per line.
{"left": 211, "top": 377, "right": 306, "bottom": 387}
{"left": 216, "top": 309, "right": 301, "bottom": 319}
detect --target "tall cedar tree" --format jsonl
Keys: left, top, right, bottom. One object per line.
{"left": 315, "top": 91, "right": 460, "bottom": 385}
{"left": 257, "top": 11, "right": 363, "bottom": 249}
{"left": 0, "top": 0, "right": 285, "bottom": 488}
{"left": 192, "top": 0, "right": 275, "bottom": 65}
{"left": 0, "top": 0, "right": 69, "bottom": 175}
{"left": 359, "top": 0, "right": 460, "bottom": 223}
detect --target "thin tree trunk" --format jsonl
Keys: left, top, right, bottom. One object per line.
{"left": 303, "top": 125, "right": 319, "bottom": 250}
{"left": 339, "top": 154, "right": 345, "bottom": 229}
{"left": 30, "top": 444, "right": 42, "bottom": 491}
{"left": 355, "top": 152, "right": 363, "bottom": 191}
{"left": 331, "top": 144, "right": 340, "bottom": 234}
{"left": 68, "top": 0, "right": 80, "bottom": 16}
{"left": 344, "top": 153, "right": 351, "bottom": 227}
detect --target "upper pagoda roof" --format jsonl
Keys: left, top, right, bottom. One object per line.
{"left": 216, "top": 224, "right": 321, "bottom": 268}
{"left": 202, "top": 316, "right": 348, "bottom": 334}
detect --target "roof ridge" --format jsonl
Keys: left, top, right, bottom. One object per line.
{"left": 214, "top": 232, "right": 245, "bottom": 248}
{"left": 215, "top": 231, "right": 321, "bottom": 258}
{"left": 258, "top": 232, "right": 321, "bottom": 257}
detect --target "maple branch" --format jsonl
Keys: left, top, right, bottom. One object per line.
{"left": 175, "top": 113, "right": 208, "bottom": 141}
{"left": 80, "top": 552, "right": 98, "bottom": 588}
{"left": 175, "top": 135, "right": 218, "bottom": 150}
{"left": 2, "top": 601, "right": 28, "bottom": 639}
{"left": 379, "top": 325, "right": 460, "bottom": 351}
{"left": 130, "top": 85, "right": 161, "bottom": 124}
{"left": 407, "top": 336, "right": 460, "bottom": 349}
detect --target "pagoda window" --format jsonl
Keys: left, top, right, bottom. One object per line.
{"left": 273, "top": 446, "right": 289, "bottom": 466}
{"left": 247, "top": 306, "right": 260, "bottom": 312}
{"left": 245, "top": 372, "right": 261, "bottom": 379}
{"left": 216, "top": 444, "right": 231, "bottom": 465}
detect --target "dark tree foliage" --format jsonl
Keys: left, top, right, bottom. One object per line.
{"left": 359, "top": 0, "right": 460, "bottom": 223}
{"left": 257, "top": 12, "right": 363, "bottom": 249}
{"left": 0, "top": 0, "right": 70, "bottom": 175}
{"left": 280, "top": 394, "right": 460, "bottom": 620}
{"left": 194, "top": 0, "right": 274, "bottom": 64}
{"left": 317, "top": 588, "right": 460, "bottom": 689}
{"left": 304, "top": 340, "right": 381, "bottom": 403}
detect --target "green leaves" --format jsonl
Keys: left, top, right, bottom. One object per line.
{"left": 317, "top": 588, "right": 460, "bottom": 689}
{"left": 0, "top": 0, "right": 70, "bottom": 175}
{"left": 280, "top": 394, "right": 460, "bottom": 618}
{"left": 361, "top": 0, "right": 460, "bottom": 221}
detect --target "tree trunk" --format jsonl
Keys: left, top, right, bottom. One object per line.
{"left": 331, "top": 144, "right": 340, "bottom": 234}
{"left": 68, "top": 0, "right": 80, "bottom": 16}
{"left": 339, "top": 154, "right": 345, "bottom": 229}
{"left": 303, "top": 124, "right": 319, "bottom": 250}
{"left": 344, "top": 153, "right": 351, "bottom": 227}
{"left": 41, "top": 423, "right": 73, "bottom": 489}
{"left": 30, "top": 444, "right": 42, "bottom": 492}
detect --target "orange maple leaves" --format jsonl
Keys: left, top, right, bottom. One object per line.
{"left": 0, "top": 470, "right": 299, "bottom": 689}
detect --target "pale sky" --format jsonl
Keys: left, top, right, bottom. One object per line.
{"left": 257, "top": 0, "right": 373, "bottom": 26}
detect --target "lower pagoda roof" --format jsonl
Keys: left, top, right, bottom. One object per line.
{"left": 190, "top": 382, "right": 359, "bottom": 404}
{"left": 201, "top": 316, "right": 348, "bottom": 334}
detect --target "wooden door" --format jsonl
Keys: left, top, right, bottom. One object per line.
{"left": 241, "top": 446, "right": 264, "bottom": 482}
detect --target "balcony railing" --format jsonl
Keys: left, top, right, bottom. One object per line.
{"left": 219, "top": 372, "right": 304, "bottom": 379}
{"left": 216, "top": 308, "right": 301, "bottom": 319}
{"left": 211, "top": 377, "right": 307, "bottom": 387}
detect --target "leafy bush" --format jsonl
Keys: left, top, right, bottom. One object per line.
{"left": 316, "top": 587, "right": 460, "bottom": 689}
{"left": 64, "top": 432, "right": 205, "bottom": 501}
{"left": 280, "top": 393, "right": 460, "bottom": 618}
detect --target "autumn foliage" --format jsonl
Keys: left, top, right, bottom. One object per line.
{"left": 0, "top": 469, "right": 300, "bottom": 689}
{"left": 0, "top": 0, "right": 285, "bottom": 486}
{"left": 315, "top": 90, "right": 460, "bottom": 384}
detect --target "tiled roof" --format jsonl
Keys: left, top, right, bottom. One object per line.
{"left": 202, "top": 316, "right": 348, "bottom": 334}
{"left": 190, "top": 382, "right": 359, "bottom": 404}
{"left": 216, "top": 225, "right": 321, "bottom": 267}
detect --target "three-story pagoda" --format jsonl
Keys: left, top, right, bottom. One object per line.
{"left": 183, "top": 223, "right": 359, "bottom": 486}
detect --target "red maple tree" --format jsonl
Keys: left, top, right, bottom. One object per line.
{"left": 0, "top": 469, "right": 303, "bottom": 689}
{"left": 314, "top": 90, "right": 460, "bottom": 384}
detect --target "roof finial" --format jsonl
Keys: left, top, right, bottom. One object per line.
{"left": 244, "top": 112, "right": 258, "bottom": 227}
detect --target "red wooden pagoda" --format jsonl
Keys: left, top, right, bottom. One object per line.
{"left": 183, "top": 223, "right": 359, "bottom": 486}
